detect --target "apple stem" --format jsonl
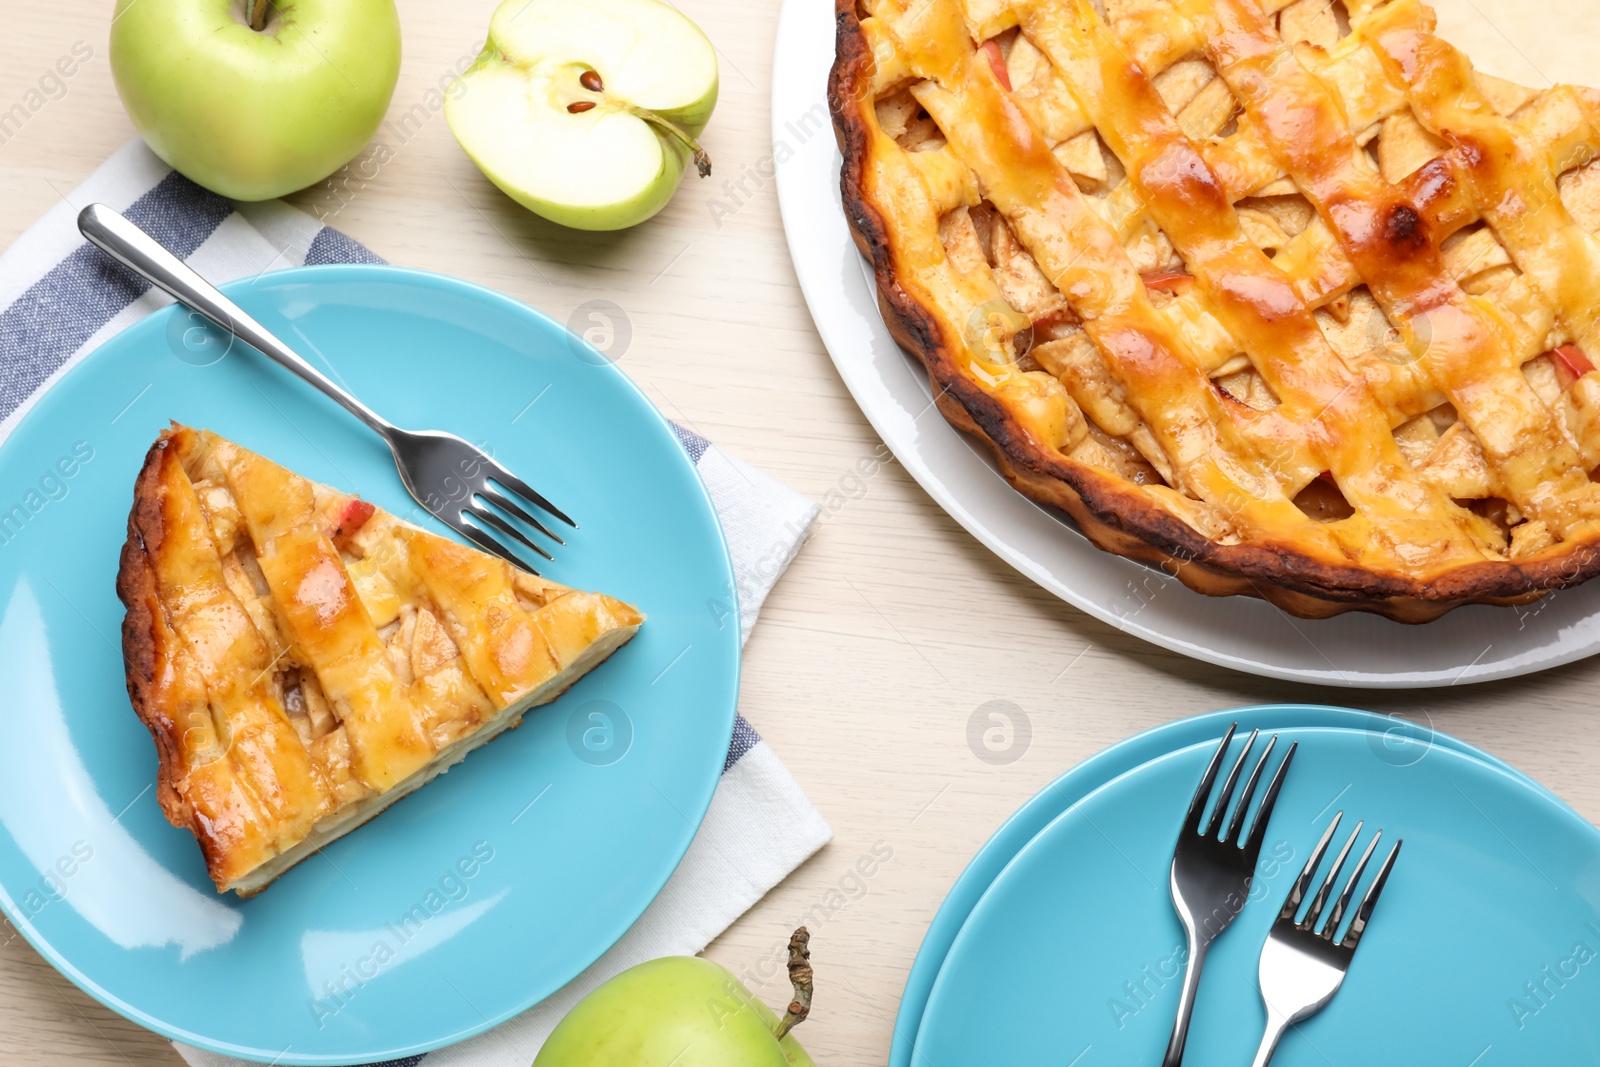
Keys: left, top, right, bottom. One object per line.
{"left": 772, "top": 927, "right": 813, "bottom": 1041}
{"left": 624, "top": 105, "right": 713, "bottom": 178}
{"left": 249, "top": 0, "right": 270, "bottom": 32}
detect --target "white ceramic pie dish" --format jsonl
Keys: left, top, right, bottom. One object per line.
{"left": 771, "top": 0, "right": 1600, "bottom": 686}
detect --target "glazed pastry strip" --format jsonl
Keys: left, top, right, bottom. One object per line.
{"left": 402, "top": 529, "right": 563, "bottom": 708}
{"left": 1199, "top": 0, "right": 1600, "bottom": 537}
{"left": 333, "top": 517, "right": 502, "bottom": 750}
{"left": 1013, "top": 0, "right": 1495, "bottom": 565}
{"left": 914, "top": 50, "right": 1328, "bottom": 541}
{"left": 148, "top": 435, "right": 321, "bottom": 866}
{"left": 1361, "top": 3, "right": 1600, "bottom": 447}
{"left": 871, "top": 0, "right": 1331, "bottom": 539}
{"left": 209, "top": 436, "right": 434, "bottom": 792}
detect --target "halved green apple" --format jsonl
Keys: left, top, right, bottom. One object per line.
{"left": 446, "top": 0, "right": 719, "bottom": 231}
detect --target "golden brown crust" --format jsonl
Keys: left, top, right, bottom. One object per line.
{"left": 117, "top": 425, "right": 644, "bottom": 893}
{"left": 118, "top": 432, "right": 200, "bottom": 840}
{"left": 828, "top": 0, "right": 1600, "bottom": 621}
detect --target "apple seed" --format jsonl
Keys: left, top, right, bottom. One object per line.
{"left": 567, "top": 101, "right": 597, "bottom": 113}
{"left": 579, "top": 70, "right": 604, "bottom": 93}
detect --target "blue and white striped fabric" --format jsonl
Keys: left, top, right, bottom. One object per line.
{"left": 0, "top": 139, "right": 831, "bottom": 1067}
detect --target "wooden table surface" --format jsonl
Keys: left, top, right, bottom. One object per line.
{"left": 3, "top": 1, "right": 1598, "bottom": 1063}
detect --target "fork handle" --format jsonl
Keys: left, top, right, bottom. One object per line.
{"left": 1249, "top": 1009, "right": 1291, "bottom": 1067}
{"left": 77, "top": 204, "right": 396, "bottom": 441}
{"left": 1161, "top": 931, "right": 1208, "bottom": 1067}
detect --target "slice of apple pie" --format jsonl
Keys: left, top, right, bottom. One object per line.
{"left": 117, "top": 424, "right": 643, "bottom": 896}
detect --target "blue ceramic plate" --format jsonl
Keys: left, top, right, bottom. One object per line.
{"left": 911, "top": 716, "right": 1600, "bottom": 1065}
{"left": 888, "top": 706, "right": 1538, "bottom": 1066}
{"left": 0, "top": 266, "right": 740, "bottom": 1064}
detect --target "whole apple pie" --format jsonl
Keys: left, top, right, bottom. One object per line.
{"left": 118, "top": 425, "right": 643, "bottom": 895}
{"left": 830, "top": 0, "right": 1600, "bottom": 620}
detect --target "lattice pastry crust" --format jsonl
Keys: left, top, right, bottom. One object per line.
{"left": 118, "top": 425, "right": 643, "bottom": 894}
{"left": 830, "top": 0, "right": 1600, "bottom": 620}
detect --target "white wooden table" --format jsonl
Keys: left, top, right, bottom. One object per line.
{"left": 3, "top": 1, "right": 1597, "bottom": 1062}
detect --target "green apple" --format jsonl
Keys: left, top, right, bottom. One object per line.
{"left": 110, "top": 0, "right": 401, "bottom": 201}
{"left": 535, "top": 930, "right": 817, "bottom": 1066}
{"left": 445, "top": 0, "right": 719, "bottom": 231}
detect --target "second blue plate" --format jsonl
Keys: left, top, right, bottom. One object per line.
{"left": 912, "top": 715, "right": 1600, "bottom": 1064}
{"left": 889, "top": 706, "right": 1539, "bottom": 1066}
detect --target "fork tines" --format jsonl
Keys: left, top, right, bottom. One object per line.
{"left": 1281, "top": 812, "right": 1403, "bottom": 948}
{"left": 469, "top": 482, "right": 566, "bottom": 561}
{"left": 1184, "top": 722, "right": 1298, "bottom": 850}
{"left": 451, "top": 453, "right": 578, "bottom": 572}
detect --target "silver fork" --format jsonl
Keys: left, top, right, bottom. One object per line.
{"left": 1249, "top": 813, "right": 1402, "bottom": 1067}
{"left": 1164, "top": 724, "right": 1297, "bottom": 1067}
{"left": 78, "top": 204, "right": 573, "bottom": 573}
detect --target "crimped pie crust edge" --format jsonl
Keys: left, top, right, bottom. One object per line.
{"left": 825, "top": 0, "right": 1600, "bottom": 622}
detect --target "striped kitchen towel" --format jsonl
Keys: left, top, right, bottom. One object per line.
{"left": 0, "top": 139, "right": 831, "bottom": 1067}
